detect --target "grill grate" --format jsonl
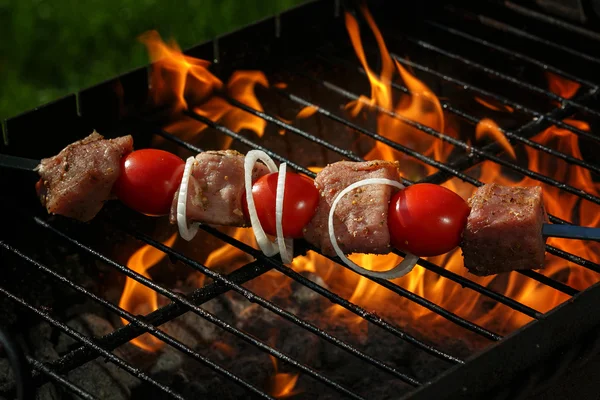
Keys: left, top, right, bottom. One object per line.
{"left": 2, "top": 0, "right": 600, "bottom": 399}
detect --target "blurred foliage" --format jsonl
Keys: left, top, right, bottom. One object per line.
{"left": 0, "top": 0, "right": 303, "bottom": 120}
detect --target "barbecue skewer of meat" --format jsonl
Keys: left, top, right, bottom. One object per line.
{"left": 3, "top": 133, "right": 599, "bottom": 278}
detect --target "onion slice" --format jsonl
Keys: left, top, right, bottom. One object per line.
{"left": 244, "top": 150, "right": 279, "bottom": 256}
{"left": 177, "top": 156, "right": 200, "bottom": 241}
{"left": 328, "top": 178, "right": 419, "bottom": 280}
{"left": 275, "top": 163, "right": 294, "bottom": 263}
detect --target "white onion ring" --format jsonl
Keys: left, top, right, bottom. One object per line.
{"left": 244, "top": 150, "right": 279, "bottom": 256}
{"left": 275, "top": 163, "right": 294, "bottom": 264}
{"left": 328, "top": 178, "right": 419, "bottom": 279}
{"left": 177, "top": 156, "right": 200, "bottom": 241}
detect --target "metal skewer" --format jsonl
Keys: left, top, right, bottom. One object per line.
{"left": 2, "top": 154, "right": 600, "bottom": 241}
{"left": 0, "top": 154, "right": 39, "bottom": 172}
{"left": 542, "top": 224, "right": 600, "bottom": 242}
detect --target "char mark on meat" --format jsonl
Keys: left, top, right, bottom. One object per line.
{"left": 303, "top": 160, "right": 401, "bottom": 257}
{"left": 36, "top": 132, "right": 133, "bottom": 222}
{"left": 461, "top": 183, "right": 548, "bottom": 276}
{"left": 170, "top": 150, "right": 269, "bottom": 227}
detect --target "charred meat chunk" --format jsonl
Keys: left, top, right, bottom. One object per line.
{"left": 303, "top": 160, "right": 401, "bottom": 256}
{"left": 36, "top": 132, "right": 133, "bottom": 222}
{"left": 461, "top": 183, "right": 548, "bottom": 276}
{"left": 170, "top": 150, "right": 269, "bottom": 227}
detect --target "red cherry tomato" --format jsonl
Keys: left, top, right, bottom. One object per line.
{"left": 388, "top": 183, "right": 470, "bottom": 257}
{"left": 242, "top": 171, "right": 319, "bottom": 239}
{"left": 113, "top": 149, "right": 185, "bottom": 216}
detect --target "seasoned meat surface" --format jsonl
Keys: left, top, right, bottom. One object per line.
{"left": 461, "top": 183, "right": 548, "bottom": 276}
{"left": 36, "top": 132, "right": 133, "bottom": 222}
{"left": 303, "top": 160, "right": 401, "bottom": 256}
{"left": 170, "top": 150, "right": 269, "bottom": 226}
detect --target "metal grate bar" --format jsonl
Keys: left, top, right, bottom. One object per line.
{"left": 27, "top": 356, "right": 99, "bottom": 400}
{"left": 0, "top": 275, "right": 185, "bottom": 400}
{"left": 299, "top": 242, "right": 502, "bottom": 341}
{"left": 0, "top": 241, "right": 274, "bottom": 399}
{"left": 120, "top": 225, "right": 423, "bottom": 385}
{"left": 29, "top": 218, "right": 365, "bottom": 399}
{"left": 516, "top": 270, "right": 579, "bottom": 296}
{"left": 207, "top": 82, "right": 587, "bottom": 301}
{"left": 263, "top": 78, "right": 600, "bottom": 279}
{"left": 423, "top": 20, "right": 599, "bottom": 88}
{"left": 477, "top": 14, "right": 600, "bottom": 66}
{"left": 317, "top": 50, "right": 600, "bottom": 175}
{"left": 388, "top": 54, "right": 600, "bottom": 147}
{"left": 183, "top": 110, "right": 316, "bottom": 179}
{"left": 400, "top": 35, "right": 600, "bottom": 118}
{"left": 315, "top": 78, "right": 600, "bottom": 206}
{"left": 20, "top": 256, "right": 271, "bottom": 394}
{"left": 180, "top": 93, "right": 549, "bottom": 318}
{"left": 198, "top": 223, "right": 464, "bottom": 363}
{"left": 502, "top": 1, "right": 600, "bottom": 42}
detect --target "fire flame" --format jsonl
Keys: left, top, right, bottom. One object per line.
{"left": 475, "top": 118, "right": 516, "bottom": 159}
{"left": 134, "top": 4, "right": 600, "bottom": 358}
{"left": 269, "top": 355, "right": 300, "bottom": 398}
{"left": 119, "top": 234, "right": 177, "bottom": 352}
{"left": 142, "top": 30, "right": 269, "bottom": 147}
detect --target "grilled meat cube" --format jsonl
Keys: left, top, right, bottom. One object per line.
{"left": 36, "top": 132, "right": 133, "bottom": 222}
{"left": 170, "top": 150, "right": 269, "bottom": 227}
{"left": 303, "top": 160, "right": 401, "bottom": 256}
{"left": 461, "top": 183, "right": 548, "bottom": 276}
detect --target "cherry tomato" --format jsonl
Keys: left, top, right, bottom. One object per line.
{"left": 242, "top": 171, "right": 319, "bottom": 239}
{"left": 388, "top": 183, "right": 470, "bottom": 257}
{"left": 113, "top": 149, "right": 185, "bottom": 216}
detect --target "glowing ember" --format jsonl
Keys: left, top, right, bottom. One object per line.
{"left": 269, "top": 355, "right": 300, "bottom": 398}
{"left": 119, "top": 233, "right": 177, "bottom": 352}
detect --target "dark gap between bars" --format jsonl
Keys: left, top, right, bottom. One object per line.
{"left": 423, "top": 20, "right": 600, "bottom": 88}
{"left": 27, "top": 356, "right": 99, "bottom": 400}
{"left": 502, "top": 1, "right": 600, "bottom": 42}
{"left": 24, "top": 218, "right": 365, "bottom": 400}
{"left": 442, "top": 4, "right": 600, "bottom": 68}
{"left": 0, "top": 241, "right": 274, "bottom": 399}
{"left": 391, "top": 32, "right": 600, "bottom": 119}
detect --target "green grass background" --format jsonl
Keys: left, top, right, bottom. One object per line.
{"left": 1, "top": 0, "right": 303, "bottom": 120}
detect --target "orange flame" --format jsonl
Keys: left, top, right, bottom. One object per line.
{"left": 474, "top": 97, "right": 514, "bottom": 113}
{"left": 475, "top": 118, "right": 516, "bottom": 159}
{"left": 545, "top": 72, "right": 580, "bottom": 100}
{"left": 343, "top": 6, "right": 448, "bottom": 182}
{"left": 269, "top": 356, "right": 300, "bottom": 398}
{"left": 142, "top": 30, "right": 269, "bottom": 147}
{"left": 149, "top": 5, "right": 600, "bottom": 350}
{"left": 119, "top": 234, "right": 177, "bottom": 352}
{"left": 296, "top": 105, "right": 319, "bottom": 119}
